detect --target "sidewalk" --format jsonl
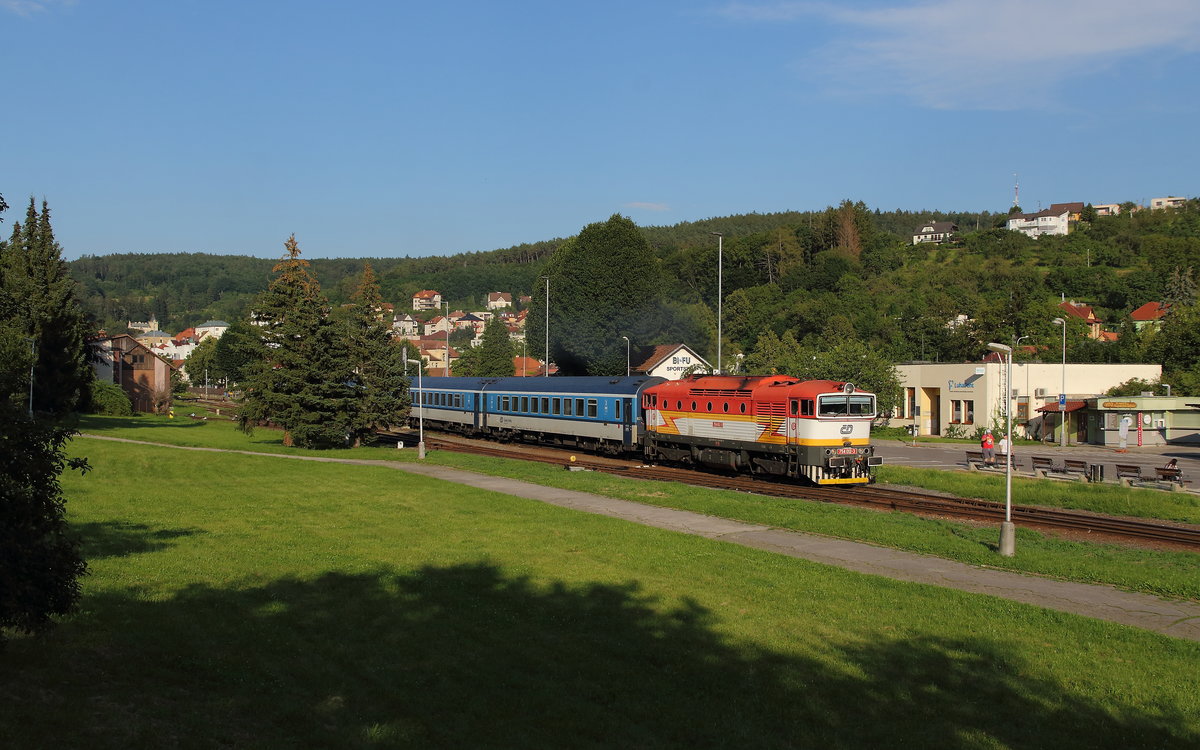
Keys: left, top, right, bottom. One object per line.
{"left": 82, "top": 435, "right": 1200, "bottom": 642}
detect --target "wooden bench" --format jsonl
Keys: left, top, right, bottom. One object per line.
{"left": 1062, "top": 458, "right": 1091, "bottom": 481}
{"left": 1154, "top": 467, "right": 1184, "bottom": 483}
{"left": 1030, "top": 456, "right": 1056, "bottom": 475}
{"left": 965, "top": 450, "right": 986, "bottom": 470}
{"left": 1114, "top": 464, "right": 1144, "bottom": 486}
{"left": 996, "top": 453, "right": 1022, "bottom": 470}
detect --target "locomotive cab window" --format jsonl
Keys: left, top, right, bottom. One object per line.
{"left": 790, "top": 400, "right": 798, "bottom": 415}
{"left": 818, "top": 394, "right": 875, "bottom": 417}
{"left": 802, "top": 400, "right": 814, "bottom": 416}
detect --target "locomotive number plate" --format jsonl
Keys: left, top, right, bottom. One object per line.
{"left": 834, "top": 447, "right": 859, "bottom": 455}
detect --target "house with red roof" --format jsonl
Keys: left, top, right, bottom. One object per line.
{"left": 411, "top": 290, "right": 442, "bottom": 311}
{"left": 1130, "top": 301, "right": 1170, "bottom": 332}
{"left": 1058, "top": 300, "right": 1106, "bottom": 340}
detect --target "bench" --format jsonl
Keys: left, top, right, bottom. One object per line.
{"left": 996, "top": 453, "right": 1023, "bottom": 470}
{"left": 1062, "top": 458, "right": 1091, "bottom": 481}
{"left": 1030, "top": 456, "right": 1056, "bottom": 475}
{"left": 1154, "top": 467, "right": 1184, "bottom": 483}
{"left": 965, "top": 450, "right": 986, "bottom": 470}
{"left": 1114, "top": 464, "right": 1144, "bottom": 486}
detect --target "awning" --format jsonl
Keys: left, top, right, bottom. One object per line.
{"left": 1036, "top": 400, "right": 1087, "bottom": 413}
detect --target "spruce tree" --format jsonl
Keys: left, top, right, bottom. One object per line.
{"left": 0, "top": 195, "right": 88, "bottom": 643}
{"left": 1, "top": 199, "right": 92, "bottom": 417}
{"left": 238, "top": 235, "right": 362, "bottom": 448}
{"left": 347, "top": 264, "right": 409, "bottom": 437}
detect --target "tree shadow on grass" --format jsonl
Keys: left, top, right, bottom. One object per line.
{"left": 3, "top": 563, "right": 1195, "bottom": 748}
{"left": 74, "top": 521, "right": 205, "bottom": 560}
{"left": 78, "top": 416, "right": 211, "bottom": 431}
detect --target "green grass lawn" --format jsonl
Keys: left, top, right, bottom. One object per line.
{"left": 2, "top": 436, "right": 1198, "bottom": 748}
{"left": 74, "top": 414, "right": 1200, "bottom": 602}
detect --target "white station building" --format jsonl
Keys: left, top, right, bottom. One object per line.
{"left": 893, "top": 361, "right": 1163, "bottom": 444}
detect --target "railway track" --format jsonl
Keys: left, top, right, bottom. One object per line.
{"left": 413, "top": 433, "right": 1200, "bottom": 551}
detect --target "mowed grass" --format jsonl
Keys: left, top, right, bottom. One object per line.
{"left": 77, "top": 414, "right": 1200, "bottom": 602}
{"left": 0, "top": 437, "right": 1197, "bottom": 749}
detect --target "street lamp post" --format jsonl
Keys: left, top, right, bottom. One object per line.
{"left": 406, "top": 359, "right": 425, "bottom": 459}
{"left": 710, "top": 232, "right": 723, "bottom": 374}
{"left": 541, "top": 275, "right": 550, "bottom": 377}
{"left": 987, "top": 342, "right": 1016, "bottom": 557}
{"left": 621, "top": 336, "right": 630, "bottom": 377}
{"left": 444, "top": 300, "right": 451, "bottom": 376}
{"left": 1052, "top": 317, "right": 1067, "bottom": 447}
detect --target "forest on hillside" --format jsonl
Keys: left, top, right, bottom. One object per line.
{"left": 67, "top": 199, "right": 1200, "bottom": 392}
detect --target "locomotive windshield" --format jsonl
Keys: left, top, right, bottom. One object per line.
{"left": 818, "top": 394, "right": 875, "bottom": 417}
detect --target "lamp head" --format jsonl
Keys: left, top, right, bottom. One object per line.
{"left": 986, "top": 342, "right": 1012, "bottom": 354}
{"left": 1052, "top": 317, "right": 1065, "bottom": 325}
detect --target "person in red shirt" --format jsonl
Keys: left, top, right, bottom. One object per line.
{"left": 981, "top": 429, "right": 995, "bottom": 467}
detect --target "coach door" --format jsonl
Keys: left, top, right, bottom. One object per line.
{"left": 621, "top": 398, "right": 634, "bottom": 446}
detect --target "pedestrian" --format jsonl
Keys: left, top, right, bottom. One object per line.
{"left": 981, "top": 429, "right": 995, "bottom": 467}
{"left": 1163, "top": 458, "right": 1178, "bottom": 470}
{"left": 999, "top": 433, "right": 1011, "bottom": 466}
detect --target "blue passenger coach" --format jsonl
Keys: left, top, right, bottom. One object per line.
{"left": 410, "top": 376, "right": 666, "bottom": 454}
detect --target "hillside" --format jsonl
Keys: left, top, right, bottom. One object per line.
{"left": 68, "top": 199, "right": 1200, "bottom": 390}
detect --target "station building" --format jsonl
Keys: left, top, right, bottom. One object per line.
{"left": 891, "top": 361, "right": 1173, "bottom": 444}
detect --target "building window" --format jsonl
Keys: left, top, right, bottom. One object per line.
{"left": 906, "top": 388, "right": 917, "bottom": 419}
{"left": 964, "top": 400, "right": 974, "bottom": 424}
{"left": 951, "top": 400, "right": 962, "bottom": 423}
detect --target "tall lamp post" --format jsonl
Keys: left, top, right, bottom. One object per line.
{"left": 621, "top": 336, "right": 630, "bottom": 377}
{"left": 1052, "top": 317, "right": 1067, "bottom": 447}
{"left": 709, "top": 232, "right": 723, "bottom": 374}
{"left": 540, "top": 275, "right": 550, "bottom": 377}
{"left": 444, "top": 300, "right": 451, "bottom": 376}
{"left": 987, "top": 341, "right": 1016, "bottom": 557}
{"left": 406, "top": 359, "right": 425, "bottom": 459}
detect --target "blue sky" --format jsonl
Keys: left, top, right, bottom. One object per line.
{"left": 3, "top": 0, "right": 1197, "bottom": 260}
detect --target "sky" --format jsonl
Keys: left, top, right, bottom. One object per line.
{"left": 3, "top": 0, "right": 1198, "bottom": 261}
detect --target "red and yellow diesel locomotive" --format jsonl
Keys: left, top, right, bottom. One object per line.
{"left": 641, "top": 374, "right": 881, "bottom": 484}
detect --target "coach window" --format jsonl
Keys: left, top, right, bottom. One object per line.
{"left": 553, "top": 398, "right": 561, "bottom": 415}
{"left": 564, "top": 398, "right": 573, "bottom": 416}
{"left": 501, "top": 396, "right": 508, "bottom": 411}
{"left": 576, "top": 398, "right": 584, "bottom": 415}
{"left": 521, "top": 396, "right": 529, "bottom": 412}
{"left": 587, "top": 399, "right": 598, "bottom": 418}
{"left": 615, "top": 399, "right": 622, "bottom": 420}
{"left": 531, "top": 398, "right": 540, "bottom": 414}
{"left": 541, "top": 397, "right": 549, "bottom": 413}
{"left": 455, "top": 395, "right": 462, "bottom": 408}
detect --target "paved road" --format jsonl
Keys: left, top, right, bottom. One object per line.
{"left": 82, "top": 434, "right": 1200, "bottom": 641}
{"left": 876, "top": 438, "right": 1200, "bottom": 486}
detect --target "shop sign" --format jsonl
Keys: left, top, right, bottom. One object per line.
{"left": 1102, "top": 401, "right": 1137, "bottom": 409}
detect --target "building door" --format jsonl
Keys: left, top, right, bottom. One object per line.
{"left": 921, "top": 387, "right": 941, "bottom": 436}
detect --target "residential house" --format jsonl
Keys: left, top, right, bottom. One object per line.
{"left": 423, "top": 315, "right": 451, "bottom": 336}
{"left": 90, "top": 334, "right": 173, "bottom": 412}
{"left": 1093, "top": 203, "right": 1121, "bottom": 216}
{"left": 392, "top": 313, "right": 419, "bottom": 337}
{"left": 512, "top": 355, "right": 544, "bottom": 376}
{"left": 1150, "top": 196, "right": 1187, "bottom": 211}
{"left": 911, "top": 221, "right": 958, "bottom": 245}
{"left": 454, "top": 312, "right": 485, "bottom": 335}
{"left": 1131, "top": 301, "right": 1170, "bottom": 332}
{"left": 486, "top": 292, "right": 513, "bottom": 310}
{"left": 195, "top": 320, "right": 229, "bottom": 341}
{"left": 1006, "top": 202, "right": 1082, "bottom": 238}
{"left": 412, "top": 290, "right": 442, "bottom": 311}
{"left": 136, "top": 329, "right": 173, "bottom": 348}
{"left": 1058, "top": 300, "right": 1106, "bottom": 340}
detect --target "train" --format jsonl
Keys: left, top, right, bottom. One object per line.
{"left": 409, "top": 374, "right": 882, "bottom": 485}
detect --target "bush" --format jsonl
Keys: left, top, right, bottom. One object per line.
{"left": 87, "top": 380, "right": 133, "bottom": 416}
